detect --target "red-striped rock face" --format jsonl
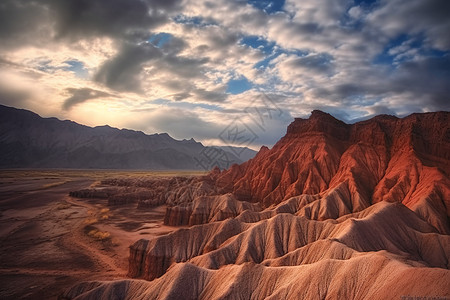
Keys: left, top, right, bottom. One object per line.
{"left": 213, "top": 111, "right": 450, "bottom": 233}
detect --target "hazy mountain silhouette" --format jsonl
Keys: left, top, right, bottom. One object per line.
{"left": 0, "top": 105, "right": 256, "bottom": 169}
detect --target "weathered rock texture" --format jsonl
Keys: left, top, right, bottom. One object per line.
{"left": 127, "top": 201, "right": 449, "bottom": 282}
{"left": 70, "top": 175, "right": 220, "bottom": 209}
{"left": 62, "top": 111, "right": 450, "bottom": 300}
{"left": 63, "top": 258, "right": 450, "bottom": 300}
{"left": 164, "top": 193, "right": 261, "bottom": 226}
{"left": 215, "top": 110, "right": 450, "bottom": 234}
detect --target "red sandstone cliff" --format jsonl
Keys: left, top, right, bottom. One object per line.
{"left": 215, "top": 110, "right": 450, "bottom": 233}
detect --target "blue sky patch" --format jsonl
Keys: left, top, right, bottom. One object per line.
{"left": 240, "top": 35, "right": 309, "bottom": 69}
{"left": 255, "top": 55, "right": 280, "bottom": 69}
{"left": 248, "top": 0, "right": 285, "bottom": 14}
{"left": 353, "top": 0, "right": 378, "bottom": 7}
{"left": 226, "top": 76, "right": 253, "bottom": 94}
{"left": 63, "top": 60, "right": 89, "bottom": 78}
{"left": 373, "top": 34, "right": 449, "bottom": 66}
{"left": 173, "top": 15, "right": 216, "bottom": 27}
{"left": 373, "top": 34, "right": 415, "bottom": 65}
{"left": 148, "top": 33, "right": 173, "bottom": 48}
{"left": 240, "top": 35, "right": 276, "bottom": 54}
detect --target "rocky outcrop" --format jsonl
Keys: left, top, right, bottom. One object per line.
{"left": 69, "top": 175, "right": 220, "bottom": 208}
{"left": 69, "top": 188, "right": 114, "bottom": 199}
{"left": 127, "top": 239, "right": 150, "bottom": 280}
{"left": 128, "top": 218, "right": 247, "bottom": 280}
{"left": 164, "top": 193, "right": 261, "bottom": 226}
{"left": 214, "top": 111, "right": 450, "bottom": 233}
{"left": 107, "top": 191, "right": 150, "bottom": 206}
{"left": 164, "top": 205, "right": 193, "bottom": 226}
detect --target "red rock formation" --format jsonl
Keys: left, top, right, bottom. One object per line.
{"left": 164, "top": 193, "right": 261, "bottom": 226}
{"left": 62, "top": 256, "right": 450, "bottom": 300}
{"left": 215, "top": 111, "right": 450, "bottom": 233}
{"left": 128, "top": 201, "right": 449, "bottom": 281}
{"left": 69, "top": 188, "right": 114, "bottom": 199}
{"left": 69, "top": 175, "right": 220, "bottom": 208}
{"left": 164, "top": 205, "right": 192, "bottom": 226}
{"left": 129, "top": 218, "right": 247, "bottom": 280}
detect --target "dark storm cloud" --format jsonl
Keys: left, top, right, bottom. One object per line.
{"left": 95, "top": 43, "right": 163, "bottom": 92}
{"left": 0, "top": 0, "right": 182, "bottom": 49}
{"left": 312, "top": 84, "right": 365, "bottom": 103}
{"left": 193, "top": 88, "right": 228, "bottom": 103}
{"left": 163, "top": 55, "right": 210, "bottom": 78}
{"left": 289, "top": 53, "right": 334, "bottom": 74}
{"left": 94, "top": 39, "right": 210, "bottom": 93}
{"left": 312, "top": 54, "right": 450, "bottom": 112}
{"left": 393, "top": 55, "right": 450, "bottom": 110}
{"left": 291, "top": 22, "right": 323, "bottom": 35}
{"left": 205, "top": 28, "right": 241, "bottom": 49}
{"left": 48, "top": 0, "right": 181, "bottom": 40}
{"left": 164, "top": 86, "right": 227, "bottom": 103}
{"left": 367, "top": 0, "right": 450, "bottom": 50}
{"left": 62, "top": 88, "right": 114, "bottom": 110}
{"left": 0, "top": 0, "right": 51, "bottom": 49}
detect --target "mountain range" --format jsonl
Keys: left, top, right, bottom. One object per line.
{"left": 0, "top": 105, "right": 256, "bottom": 169}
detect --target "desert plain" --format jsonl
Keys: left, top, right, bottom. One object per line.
{"left": 0, "top": 170, "right": 203, "bottom": 299}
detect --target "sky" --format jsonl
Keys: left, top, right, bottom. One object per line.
{"left": 0, "top": 0, "right": 449, "bottom": 149}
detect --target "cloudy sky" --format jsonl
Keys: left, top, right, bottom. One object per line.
{"left": 0, "top": 0, "right": 449, "bottom": 148}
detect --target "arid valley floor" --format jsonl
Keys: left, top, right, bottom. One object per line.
{"left": 0, "top": 170, "right": 203, "bottom": 299}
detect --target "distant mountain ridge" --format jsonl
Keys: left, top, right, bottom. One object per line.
{"left": 0, "top": 105, "right": 256, "bottom": 169}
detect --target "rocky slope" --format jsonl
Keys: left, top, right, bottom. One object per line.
{"left": 63, "top": 200, "right": 450, "bottom": 299}
{"left": 69, "top": 173, "right": 220, "bottom": 209}
{"left": 126, "top": 201, "right": 449, "bottom": 281}
{"left": 163, "top": 193, "right": 261, "bottom": 226}
{"left": 63, "top": 253, "right": 450, "bottom": 300}
{"left": 62, "top": 110, "right": 450, "bottom": 299}
{"left": 0, "top": 105, "right": 256, "bottom": 169}
{"left": 214, "top": 110, "right": 450, "bottom": 233}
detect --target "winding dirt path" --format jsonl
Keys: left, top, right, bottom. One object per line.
{"left": 62, "top": 195, "right": 126, "bottom": 275}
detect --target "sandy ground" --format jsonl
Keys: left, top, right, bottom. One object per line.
{"left": 0, "top": 170, "right": 182, "bottom": 299}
